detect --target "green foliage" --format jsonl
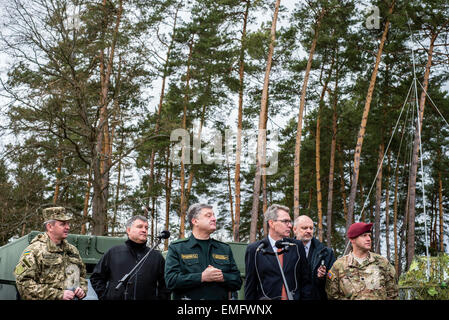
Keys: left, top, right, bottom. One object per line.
{"left": 399, "top": 255, "right": 449, "bottom": 300}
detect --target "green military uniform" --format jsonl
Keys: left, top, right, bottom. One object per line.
{"left": 325, "top": 251, "right": 398, "bottom": 300}
{"left": 165, "top": 235, "right": 242, "bottom": 300}
{"left": 14, "top": 207, "right": 88, "bottom": 300}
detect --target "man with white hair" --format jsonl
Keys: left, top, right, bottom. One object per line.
{"left": 293, "top": 215, "right": 335, "bottom": 300}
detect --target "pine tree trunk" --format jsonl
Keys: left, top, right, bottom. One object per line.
{"left": 112, "top": 141, "right": 122, "bottom": 236}
{"left": 393, "top": 160, "right": 399, "bottom": 274}
{"left": 92, "top": 0, "right": 123, "bottom": 235}
{"left": 249, "top": 0, "right": 280, "bottom": 243}
{"left": 315, "top": 57, "right": 333, "bottom": 242}
{"left": 81, "top": 165, "right": 93, "bottom": 235}
{"left": 179, "top": 39, "right": 194, "bottom": 239}
{"left": 384, "top": 149, "right": 391, "bottom": 261}
{"left": 439, "top": 170, "right": 444, "bottom": 252}
{"left": 406, "top": 33, "right": 436, "bottom": 269}
{"left": 293, "top": 8, "right": 325, "bottom": 219}
{"left": 346, "top": 1, "right": 394, "bottom": 237}
{"left": 147, "top": 6, "right": 178, "bottom": 221}
{"left": 374, "top": 142, "right": 384, "bottom": 253}
{"left": 326, "top": 57, "right": 340, "bottom": 247}
{"left": 234, "top": 0, "right": 251, "bottom": 243}
{"left": 182, "top": 95, "right": 208, "bottom": 229}
{"left": 337, "top": 144, "right": 348, "bottom": 223}
{"left": 165, "top": 147, "right": 173, "bottom": 251}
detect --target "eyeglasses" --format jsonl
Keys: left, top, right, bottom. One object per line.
{"left": 274, "top": 219, "right": 292, "bottom": 225}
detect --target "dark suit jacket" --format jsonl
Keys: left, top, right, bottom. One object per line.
{"left": 306, "top": 237, "right": 336, "bottom": 300}
{"left": 244, "top": 237, "right": 312, "bottom": 300}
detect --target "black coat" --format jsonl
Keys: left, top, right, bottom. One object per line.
{"left": 244, "top": 237, "right": 312, "bottom": 300}
{"left": 90, "top": 239, "right": 170, "bottom": 300}
{"left": 306, "top": 237, "right": 336, "bottom": 300}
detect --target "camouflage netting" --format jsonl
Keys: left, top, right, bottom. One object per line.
{"left": 399, "top": 254, "right": 449, "bottom": 300}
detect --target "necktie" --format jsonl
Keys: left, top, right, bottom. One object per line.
{"left": 277, "top": 248, "right": 288, "bottom": 300}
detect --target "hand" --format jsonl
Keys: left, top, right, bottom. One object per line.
{"left": 74, "top": 287, "right": 86, "bottom": 299}
{"left": 62, "top": 290, "right": 75, "bottom": 300}
{"left": 201, "top": 265, "right": 224, "bottom": 283}
{"left": 317, "top": 265, "right": 326, "bottom": 279}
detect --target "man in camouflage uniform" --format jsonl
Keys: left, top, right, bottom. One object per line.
{"left": 14, "top": 207, "right": 88, "bottom": 300}
{"left": 326, "top": 222, "right": 398, "bottom": 300}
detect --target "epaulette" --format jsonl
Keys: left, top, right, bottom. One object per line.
{"left": 211, "top": 238, "right": 228, "bottom": 245}
{"left": 171, "top": 238, "right": 189, "bottom": 244}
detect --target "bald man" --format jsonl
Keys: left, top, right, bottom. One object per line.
{"left": 293, "top": 215, "right": 335, "bottom": 300}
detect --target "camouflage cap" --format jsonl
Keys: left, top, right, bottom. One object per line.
{"left": 43, "top": 207, "right": 72, "bottom": 222}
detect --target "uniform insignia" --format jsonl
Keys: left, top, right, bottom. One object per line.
{"left": 22, "top": 258, "right": 31, "bottom": 268}
{"left": 181, "top": 254, "right": 198, "bottom": 260}
{"left": 327, "top": 270, "right": 334, "bottom": 280}
{"left": 212, "top": 254, "right": 228, "bottom": 260}
{"left": 23, "top": 250, "right": 31, "bottom": 256}
{"left": 14, "top": 263, "right": 26, "bottom": 275}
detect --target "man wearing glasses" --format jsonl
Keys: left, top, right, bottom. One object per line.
{"left": 244, "top": 204, "right": 312, "bottom": 300}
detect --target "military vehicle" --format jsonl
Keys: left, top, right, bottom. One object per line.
{"left": 0, "top": 231, "right": 247, "bottom": 300}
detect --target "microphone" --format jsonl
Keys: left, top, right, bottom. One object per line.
{"left": 157, "top": 230, "right": 170, "bottom": 239}
{"left": 256, "top": 242, "right": 267, "bottom": 252}
{"left": 275, "top": 238, "right": 296, "bottom": 249}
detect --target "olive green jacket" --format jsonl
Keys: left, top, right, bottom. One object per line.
{"left": 165, "top": 235, "right": 242, "bottom": 300}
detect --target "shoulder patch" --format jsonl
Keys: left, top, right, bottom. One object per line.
{"left": 327, "top": 270, "right": 334, "bottom": 280}
{"left": 14, "top": 259, "right": 31, "bottom": 276}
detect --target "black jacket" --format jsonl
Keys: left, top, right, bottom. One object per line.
{"left": 90, "top": 239, "right": 170, "bottom": 300}
{"left": 244, "top": 237, "right": 312, "bottom": 300}
{"left": 306, "top": 237, "right": 336, "bottom": 300}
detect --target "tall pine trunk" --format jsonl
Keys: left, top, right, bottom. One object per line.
{"left": 92, "top": 0, "right": 123, "bottom": 235}
{"left": 234, "top": 0, "right": 251, "bottom": 243}
{"left": 326, "top": 67, "right": 339, "bottom": 247}
{"left": 293, "top": 8, "right": 325, "bottom": 219}
{"left": 406, "top": 33, "right": 436, "bottom": 269}
{"left": 249, "top": 0, "right": 280, "bottom": 243}
{"left": 147, "top": 6, "right": 179, "bottom": 227}
{"left": 346, "top": 1, "right": 394, "bottom": 238}
{"left": 315, "top": 55, "right": 333, "bottom": 242}
{"left": 374, "top": 142, "right": 384, "bottom": 253}
{"left": 179, "top": 39, "right": 194, "bottom": 239}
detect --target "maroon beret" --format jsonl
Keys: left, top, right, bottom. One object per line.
{"left": 347, "top": 222, "right": 373, "bottom": 239}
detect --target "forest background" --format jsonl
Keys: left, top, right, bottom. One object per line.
{"left": 0, "top": 0, "right": 448, "bottom": 278}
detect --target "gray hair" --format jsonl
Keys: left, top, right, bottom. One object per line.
{"left": 126, "top": 215, "right": 148, "bottom": 229}
{"left": 187, "top": 203, "right": 213, "bottom": 229}
{"left": 43, "top": 220, "right": 56, "bottom": 231}
{"left": 264, "top": 204, "right": 290, "bottom": 227}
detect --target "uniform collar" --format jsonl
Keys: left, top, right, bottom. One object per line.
{"left": 187, "top": 234, "right": 218, "bottom": 249}
{"left": 348, "top": 251, "right": 374, "bottom": 266}
{"left": 43, "top": 232, "right": 67, "bottom": 253}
